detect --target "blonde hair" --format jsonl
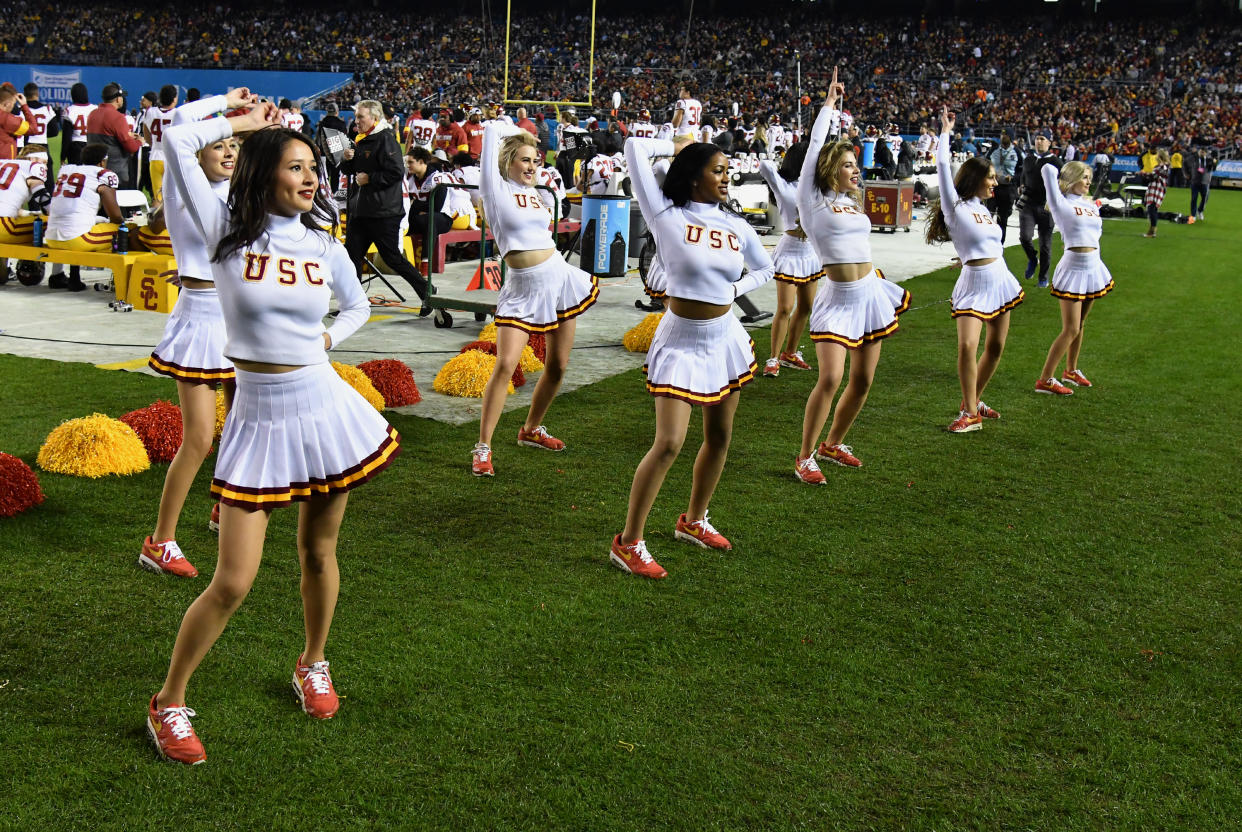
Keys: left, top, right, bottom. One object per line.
{"left": 814, "top": 140, "right": 862, "bottom": 205}
{"left": 498, "top": 131, "right": 538, "bottom": 180}
{"left": 1058, "top": 161, "right": 1092, "bottom": 194}
{"left": 1156, "top": 148, "right": 1171, "bottom": 165}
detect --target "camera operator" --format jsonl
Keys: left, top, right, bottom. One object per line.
{"left": 340, "top": 99, "right": 430, "bottom": 309}
{"left": 1017, "top": 128, "right": 1061, "bottom": 287}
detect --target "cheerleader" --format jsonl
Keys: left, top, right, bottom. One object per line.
{"left": 471, "top": 122, "right": 599, "bottom": 477}
{"left": 1036, "top": 161, "right": 1114, "bottom": 392}
{"left": 147, "top": 103, "right": 401, "bottom": 765}
{"left": 611, "top": 134, "right": 775, "bottom": 579}
{"left": 141, "top": 88, "right": 253, "bottom": 578}
{"left": 758, "top": 142, "right": 822, "bottom": 378}
{"left": 639, "top": 155, "right": 673, "bottom": 307}
{"left": 926, "top": 105, "right": 1023, "bottom": 434}
{"left": 794, "top": 72, "right": 909, "bottom": 482}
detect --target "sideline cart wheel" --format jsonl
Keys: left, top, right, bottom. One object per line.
{"left": 474, "top": 311, "right": 488, "bottom": 322}
{"left": 16, "top": 261, "right": 43, "bottom": 286}
{"left": 433, "top": 309, "right": 453, "bottom": 329}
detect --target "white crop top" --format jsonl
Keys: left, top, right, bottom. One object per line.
{"left": 165, "top": 118, "right": 370, "bottom": 366}
{"left": 758, "top": 160, "right": 801, "bottom": 232}
{"left": 625, "top": 138, "right": 774, "bottom": 304}
{"left": 163, "top": 94, "right": 230, "bottom": 281}
{"left": 480, "top": 122, "right": 555, "bottom": 256}
{"left": 797, "top": 105, "right": 871, "bottom": 265}
{"left": 936, "top": 131, "right": 1002, "bottom": 262}
{"left": 1042, "top": 164, "right": 1101, "bottom": 250}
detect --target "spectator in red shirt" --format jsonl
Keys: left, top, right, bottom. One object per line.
{"left": 463, "top": 107, "right": 485, "bottom": 159}
{"left": 515, "top": 107, "right": 537, "bottom": 137}
{"left": 432, "top": 107, "right": 468, "bottom": 156}
{"left": 0, "top": 83, "right": 36, "bottom": 160}
{"left": 85, "top": 82, "right": 142, "bottom": 187}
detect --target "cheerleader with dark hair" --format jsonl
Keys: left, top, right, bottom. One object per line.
{"left": 794, "top": 70, "right": 910, "bottom": 482}
{"left": 611, "top": 135, "right": 775, "bottom": 579}
{"left": 758, "top": 141, "right": 823, "bottom": 378}
{"left": 146, "top": 102, "right": 401, "bottom": 765}
{"left": 926, "top": 105, "right": 1023, "bottom": 434}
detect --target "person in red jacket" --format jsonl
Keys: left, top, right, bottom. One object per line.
{"left": 85, "top": 82, "right": 142, "bottom": 187}
{"left": 432, "top": 108, "right": 468, "bottom": 157}
{"left": 0, "top": 83, "right": 36, "bottom": 160}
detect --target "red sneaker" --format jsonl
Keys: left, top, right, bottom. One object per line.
{"left": 517, "top": 425, "right": 565, "bottom": 451}
{"left": 816, "top": 442, "right": 862, "bottom": 468}
{"left": 147, "top": 695, "right": 206, "bottom": 765}
{"left": 293, "top": 655, "right": 339, "bottom": 719}
{"left": 1035, "top": 377, "right": 1074, "bottom": 396}
{"left": 609, "top": 534, "right": 668, "bottom": 579}
{"left": 947, "top": 409, "right": 983, "bottom": 433}
{"left": 794, "top": 454, "right": 827, "bottom": 485}
{"left": 208, "top": 502, "right": 220, "bottom": 533}
{"left": 762, "top": 357, "right": 780, "bottom": 378}
{"left": 675, "top": 512, "right": 732, "bottom": 550}
{"left": 1062, "top": 369, "right": 1092, "bottom": 388}
{"left": 976, "top": 400, "right": 1001, "bottom": 420}
{"left": 139, "top": 536, "right": 198, "bottom": 578}
{"left": 779, "top": 349, "right": 812, "bottom": 370}
{"left": 471, "top": 443, "right": 494, "bottom": 477}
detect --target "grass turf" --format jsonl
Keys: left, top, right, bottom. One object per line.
{"left": 0, "top": 188, "right": 1239, "bottom": 831}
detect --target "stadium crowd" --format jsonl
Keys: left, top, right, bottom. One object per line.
{"left": 1, "top": 1, "right": 1239, "bottom": 153}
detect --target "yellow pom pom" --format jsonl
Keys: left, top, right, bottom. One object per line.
{"left": 478, "top": 322, "right": 499, "bottom": 343}
{"left": 519, "top": 345, "right": 544, "bottom": 373}
{"left": 433, "top": 351, "right": 514, "bottom": 397}
{"left": 214, "top": 389, "right": 228, "bottom": 440}
{"left": 623, "top": 312, "right": 664, "bottom": 353}
{"left": 37, "top": 413, "right": 150, "bottom": 478}
{"left": 332, "top": 361, "right": 385, "bottom": 411}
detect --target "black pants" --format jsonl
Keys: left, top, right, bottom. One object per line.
{"left": 1145, "top": 203, "right": 1159, "bottom": 227}
{"left": 1190, "top": 184, "right": 1210, "bottom": 215}
{"left": 345, "top": 213, "right": 428, "bottom": 299}
{"left": 1019, "top": 205, "right": 1053, "bottom": 280}
{"left": 989, "top": 184, "right": 1015, "bottom": 244}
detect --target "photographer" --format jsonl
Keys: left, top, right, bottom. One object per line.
{"left": 340, "top": 99, "right": 430, "bottom": 307}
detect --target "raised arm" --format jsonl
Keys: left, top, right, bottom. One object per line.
{"left": 935, "top": 105, "right": 961, "bottom": 228}
{"left": 798, "top": 69, "right": 844, "bottom": 214}
{"left": 623, "top": 137, "right": 676, "bottom": 221}
{"left": 171, "top": 94, "right": 225, "bottom": 126}
{"left": 323, "top": 243, "right": 371, "bottom": 349}
{"left": 729, "top": 221, "right": 777, "bottom": 299}
{"left": 1040, "top": 163, "right": 1071, "bottom": 224}
{"left": 759, "top": 159, "right": 797, "bottom": 214}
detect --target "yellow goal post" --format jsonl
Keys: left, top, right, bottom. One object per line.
{"left": 502, "top": 0, "right": 596, "bottom": 114}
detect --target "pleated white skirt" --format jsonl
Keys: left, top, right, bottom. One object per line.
{"left": 148, "top": 287, "right": 235, "bottom": 385}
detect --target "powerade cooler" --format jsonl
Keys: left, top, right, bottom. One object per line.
{"left": 580, "top": 195, "right": 630, "bottom": 277}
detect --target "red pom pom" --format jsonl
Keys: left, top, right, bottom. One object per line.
{"left": 357, "top": 358, "right": 421, "bottom": 407}
{"left": 460, "top": 341, "right": 524, "bottom": 387}
{"left": 526, "top": 332, "right": 547, "bottom": 363}
{"left": 460, "top": 340, "right": 497, "bottom": 356}
{"left": 119, "top": 400, "right": 183, "bottom": 463}
{"left": 0, "top": 451, "right": 46, "bottom": 517}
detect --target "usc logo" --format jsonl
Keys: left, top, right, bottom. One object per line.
{"left": 243, "top": 253, "right": 325, "bottom": 286}
{"left": 971, "top": 212, "right": 996, "bottom": 226}
{"left": 830, "top": 205, "right": 864, "bottom": 216}
{"left": 513, "top": 193, "right": 545, "bottom": 211}
{"left": 684, "top": 224, "right": 740, "bottom": 251}
{"left": 1073, "top": 206, "right": 1099, "bottom": 218}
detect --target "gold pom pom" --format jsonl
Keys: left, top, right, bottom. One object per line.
{"left": 433, "top": 351, "right": 515, "bottom": 397}
{"left": 332, "top": 361, "right": 385, "bottom": 411}
{"left": 214, "top": 389, "right": 227, "bottom": 440}
{"left": 37, "top": 413, "right": 150, "bottom": 478}
{"left": 624, "top": 312, "right": 664, "bottom": 353}
{"left": 478, "top": 322, "right": 499, "bottom": 343}
{"left": 519, "top": 345, "right": 544, "bottom": 373}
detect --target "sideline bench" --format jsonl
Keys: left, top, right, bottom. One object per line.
{"left": 0, "top": 243, "right": 178, "bottom": 312}
{"left": 416, "top": 219, "right": 581, "bottom": 274}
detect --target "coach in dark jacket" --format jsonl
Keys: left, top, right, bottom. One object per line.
{"left": 1017, "top": 128, "right": 1061, "bottom": 286}
{"left": 339, "top": 99, "right": 429, "bottom": 305}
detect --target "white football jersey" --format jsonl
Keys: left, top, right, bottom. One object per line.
{"left": 143, "top": 106, "right": 176, "bottom": 161}
{"left": 886, "top": 134, "right": 903, "bottom": 157}
{"left": 46, "top": 164, "right": 119, "bottom": 241}
{"left": 584, "top": 154, "right": 614, "bottom": 195}
{"left": 656, "top": 123, "right": 674, "bottom": 141}
{"left": 452, "top": 164, "right": 484, "bottom": 207}
{"left": 629, "top": 120, "right": 657, "bottom": 139}
{"left": 535, "top": 166, "right": 566, "bottom": 206}
{"left": 20, "top": 104, "right": 56, "bottom": 146}
{"left": 768, "top": 125, "right": 789, "bottom": 150}
{"left": 674, "top": 97, "right": 702, "bottom": 137}
{"left": 64, "top": 104, "right": 97, "bottom": 143}
{"left": 700, "top": 124, "right": 716, "bottom": 144}
{"left": 124, "top": 113, "right": 138, "bottom": 134}
{"left": 404, "top": 117, "right": 436, "bottom": 150}
{"left": 0, "top": 158, "right": 48, "bottom": 216}
{"left": 281, "top": 112, "right": 305, "bottom": 132}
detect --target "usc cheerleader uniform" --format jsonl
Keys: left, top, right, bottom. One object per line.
{"left": 798, "top": 107, "right": 909, "bottom": 348}
{"left": 624, "top": 137, "right": 775, "bottom": 404}
{"left": 148, "top": 95, "right": 235, "bottom": 386}
{"left": 641, "top": 158, "right": 672, "bottom": 300}
{"left": 937, "top": 130, "right": 1024, "bottom": 320}
{"left": 1041, "top": 164, "right": 1114, "bottom": 302}
{"left": 165, "top": 119, "right": 400, "bottom": 510}
{"left": 758, "top": 160, "right": 822, "bottom": 286}
{"left": 481, "top": 122, "right": 598, "bottom": 333}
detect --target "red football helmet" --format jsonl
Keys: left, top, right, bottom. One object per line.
{"left": 770, "top": 113, "right": 781, "bottom": 125}
{"left": 638, "top": 108, "right": 651, "bottom": 120}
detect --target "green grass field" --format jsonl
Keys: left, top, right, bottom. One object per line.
{"left": 1, "top": 188, "right": 1239, "bottom": 831}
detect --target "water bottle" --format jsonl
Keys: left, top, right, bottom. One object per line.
{"left": 31, "top": 216, "right": 43, "bottom": 247}
{"left": 114, "top": 223, "right": 129, "bottom": 254}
